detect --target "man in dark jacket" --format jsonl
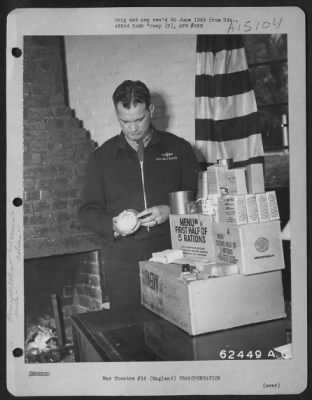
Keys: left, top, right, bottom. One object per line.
{"left": 79, "top": 80, "right": 199, "bottom": 311}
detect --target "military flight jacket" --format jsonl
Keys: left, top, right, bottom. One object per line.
{"left": 78, "top": 128, "right": 199, "bottom": 241}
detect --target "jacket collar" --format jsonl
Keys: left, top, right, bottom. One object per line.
{"left": 116, "top": 125, "right": 161, "bottom": 155}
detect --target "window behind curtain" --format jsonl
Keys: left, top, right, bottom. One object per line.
{"left": 243, "top": 34, "right": 288, "bottom": 152}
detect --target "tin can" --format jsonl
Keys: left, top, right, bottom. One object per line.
{"left": 169, "top": 191, "right": 194, "bottom": 215}
{"left": 196, "top": 171, "right": 209, "bottom": 200}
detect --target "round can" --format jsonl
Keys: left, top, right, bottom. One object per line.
{"left": 169, "top": 190, "right": 194, "bottom": 215}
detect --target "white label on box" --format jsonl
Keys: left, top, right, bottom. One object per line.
{"left": 223, "top": 195, "right": 248, "bottom": 225}
{"left": 245, "top": 194, "right": 259, "bottom": 223}
{"left": 214, "top": 229, "right": 239, "bottom": 265}
{"left": 256, "top": 193, "right": 270, "bottom": 222}
{"left": 266, "top": 191, "right": 280, "bottom": 220}
{"left": 226, "top": 168, "right": 247, "bottom": 195}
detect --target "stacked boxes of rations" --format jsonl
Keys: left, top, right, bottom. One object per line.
{"left": 139, "top": 161, "right": 286, "bottom": 336}
{"left": 210, "top": 163, "right": 285, "bottom": 275}
{"left": 170, "top": 162, "right": 285, "bottom": 275}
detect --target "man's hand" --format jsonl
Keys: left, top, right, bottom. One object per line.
{"left": 137, "top": 205, "right": 170, "bottom": 228}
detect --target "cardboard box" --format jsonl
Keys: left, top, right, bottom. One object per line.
{"left": 140, "top": 261, "right": 286, "bottom": 336}
{"left": 245, "top": 194, "right": 260, "bottom": 223}
{"left": 207, "top": 165, "right": 227, "bottom": 194}
{"left": 222, "top": 195, "right": 248, "bottom": 225}
{"left": 256, "top": 193, "right": 271, "bottom": 222}
{"left": 169, "top": 214, "right": 216, "bottom": 261}
{"left": 246, "top": 163, "right": 265, "bottom": 193}
{"left": 213, "top": 220, "right": 285, "bottom": 275}
{"left": 226, "top": 168, "right": 247, "bottom": 195}
{"left": 266, "top": 191, "right": 280, "bottom": 220}
{"left": 220, "top": 192, "right": 280, "bottom": 225}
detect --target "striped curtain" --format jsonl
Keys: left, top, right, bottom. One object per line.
{"left": 195, "top": 35, "right": 264, "bottom": 167}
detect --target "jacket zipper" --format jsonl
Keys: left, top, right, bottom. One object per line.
{"left": 140, "top": 161, "right": 148, "bottom": 210}
{"left": 139, "top": 160, "right": 150, "bottom": 232}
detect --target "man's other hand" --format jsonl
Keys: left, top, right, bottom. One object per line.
{"left": 137, "top": 205, "right": 170, "bottom": 228}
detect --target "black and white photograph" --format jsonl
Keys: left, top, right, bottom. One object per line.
{"left": 6, "top": 6, "right": 308, "bottom": 396}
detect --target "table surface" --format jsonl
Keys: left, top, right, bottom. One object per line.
{"left": 71, "top": 306, "right": 290, "bottom": 362}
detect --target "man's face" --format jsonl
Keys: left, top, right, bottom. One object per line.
{"left": 116, "top": 102, "right": 153, "bottom": 142}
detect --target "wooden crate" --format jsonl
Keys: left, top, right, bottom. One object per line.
{"left": 139, "top": 261, "right": 286, "bottom": 336}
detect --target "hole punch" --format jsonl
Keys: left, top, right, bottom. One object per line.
{"left": 13, "top": 198, "right": 23, "bottom": 207}
{"left": 13, "top": 348, "right": 23, "bottom": 357}
{"left": 12, "top": 47, "right": 22, "bottom": 58}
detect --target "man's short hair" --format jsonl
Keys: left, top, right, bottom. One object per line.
{"left": 112, "top": 80, "right": 151, "bottom": 109}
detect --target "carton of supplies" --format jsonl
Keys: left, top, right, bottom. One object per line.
{"left": 206, "top": 165, "right": 227, "bottom": 194}
{"left": 266, "top": 191, "right": 280, "bottom": 220}
{"left": 139, "top": 261, "right": 286, "bottom": 336}
{"left": 245, "top": 194, "right": 260, "bottom": 223}
{"left": 220, "top": 191, "right": 280, "bottom": 225}
{"left": 219, "top": 191, "right": 280, "bottom": 225}
{"left": 246, "top": 163, "right": 265, "bottom": 194}
{"left": 222, "top": 195, "right": 248, "bottom": 225}
{"left": 256, "top": 193, "right": 271, "bottom": 222}
{"left": 169, "top": 214, "right": 216, "bottom": 261}
{"left": 213, "top": 220, "right": 285, "bottom": 275}
{"left": 226, "top": 168, "right": 248, "bottom": 195}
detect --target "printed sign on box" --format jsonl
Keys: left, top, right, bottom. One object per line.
{"left": 169, "top": 214, "right": 216, "bottom": 261}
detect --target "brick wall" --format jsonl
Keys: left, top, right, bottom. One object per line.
{"left": 23, "top": 36, "right": 103, "bottom": 259}
{"left": 23, "top": 37, "right": 107, "bottom": 346}
{"left": 64, "top": 35, "right": 197, "bottom": 147}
